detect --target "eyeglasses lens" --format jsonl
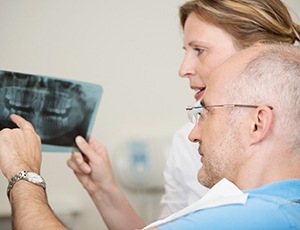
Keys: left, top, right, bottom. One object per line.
{"left": 188, "top": 107, "right": 203, "bottom": 124}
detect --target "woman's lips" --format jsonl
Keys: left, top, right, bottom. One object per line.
{"left": 194, "top": 88, "right": 206, "bottom": 101}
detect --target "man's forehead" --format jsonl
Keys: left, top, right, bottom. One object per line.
{"left": 204, "top": 46, "right": 263, "bottom": 101}
{"left": 211, "top": 46, "right": 262, "bottom": 84}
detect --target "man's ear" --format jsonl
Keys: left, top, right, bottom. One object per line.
{"left": 249, "top": 106, "right": 273, "bottom": 145}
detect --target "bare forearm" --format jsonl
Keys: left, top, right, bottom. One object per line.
{"left": 91, "top": 185, "right": 145, "bottom": 230}
{"left": 10, "top": 181, "right": 67, "bottom": 230}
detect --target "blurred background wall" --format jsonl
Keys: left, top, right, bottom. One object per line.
{"left": 0, "top": 0, "right": 299, "bottom": 229}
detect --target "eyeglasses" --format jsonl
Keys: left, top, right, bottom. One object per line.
{"left": 186, "top": 104, "right": 273, "bottom": 124}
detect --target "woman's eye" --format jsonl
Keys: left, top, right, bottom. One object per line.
{"left": 194, "top": 48, "right": 204, "bottom": 56}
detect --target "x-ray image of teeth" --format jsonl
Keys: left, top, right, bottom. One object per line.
{"left": 0, "top": 70, "right": 103, "bottom": 152}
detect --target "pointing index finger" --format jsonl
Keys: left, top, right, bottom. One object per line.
{"left": 10, "top": 114, "right": 34, "bottom": 130}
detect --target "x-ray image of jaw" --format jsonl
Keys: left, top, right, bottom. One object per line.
{"left": 0, "top": 70, "right": 102, "bottom": 150}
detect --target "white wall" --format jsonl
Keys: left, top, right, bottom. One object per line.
{"left": 286, "top": 0, "right": 300, "bottom": 23}
{"left": 0, "top": 1, "right": 299, "bottom": 230}
{"left": 0, "top": 1, "right": 189, "bottom": 229}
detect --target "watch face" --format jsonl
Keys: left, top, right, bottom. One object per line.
{"left": 27, "top": 172, "right": 43, "bottom": 183}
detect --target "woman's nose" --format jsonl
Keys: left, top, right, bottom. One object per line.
{"left": 178, "top": 55, "right": 196, "bottom": 78}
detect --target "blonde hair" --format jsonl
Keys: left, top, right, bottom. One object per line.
{"left": 179, "top": 0, "right": 300, "bottom": 48}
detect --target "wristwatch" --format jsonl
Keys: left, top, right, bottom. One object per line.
{"left": 7, "top": 170, "right": 46, "bottom": 199}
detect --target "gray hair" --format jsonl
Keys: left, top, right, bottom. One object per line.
{"left": 228, "top": 44, "right": 300, "bottom": 151}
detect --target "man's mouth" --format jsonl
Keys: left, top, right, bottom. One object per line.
{"left": 198, "top": 144, "right": 203, "bottom": 155}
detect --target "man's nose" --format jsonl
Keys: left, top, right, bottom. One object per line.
{"left": 188, "top": 123, "right": 201, "bottom": 143}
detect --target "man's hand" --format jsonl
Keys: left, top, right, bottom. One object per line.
{"left": 0, "top": 114, "right": 42, "bottom": 180}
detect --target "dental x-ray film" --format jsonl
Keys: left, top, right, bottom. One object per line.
{"left": 0, "top": 70, "right": 103, "bottom": 152}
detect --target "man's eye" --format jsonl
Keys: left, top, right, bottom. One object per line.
{"left": 198, "top": 106, "right": 210, "bottom": 120}
{"left": 197, "top": 112, "right": 204, "bottom": 119}
{"left": 199, "top": 111, "right": 207, "bottom": 120}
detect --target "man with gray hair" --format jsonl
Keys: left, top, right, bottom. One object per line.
{"left": 0, "top": 43, "right": 299, "bottom": 229}
{"left": 144, "top": 43, "right": 300, "bottom": 229}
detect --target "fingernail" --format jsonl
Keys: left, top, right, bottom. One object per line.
{"left": 76, "top": 136, "right": 84, "bottom": 145}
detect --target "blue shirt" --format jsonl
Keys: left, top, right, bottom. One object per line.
{"left": 159, "top": 179, "right": 300, "bottom": 230}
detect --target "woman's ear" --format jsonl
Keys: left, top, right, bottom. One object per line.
{"left": 249, "top": 106, "right": 273, "bottom": 145}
